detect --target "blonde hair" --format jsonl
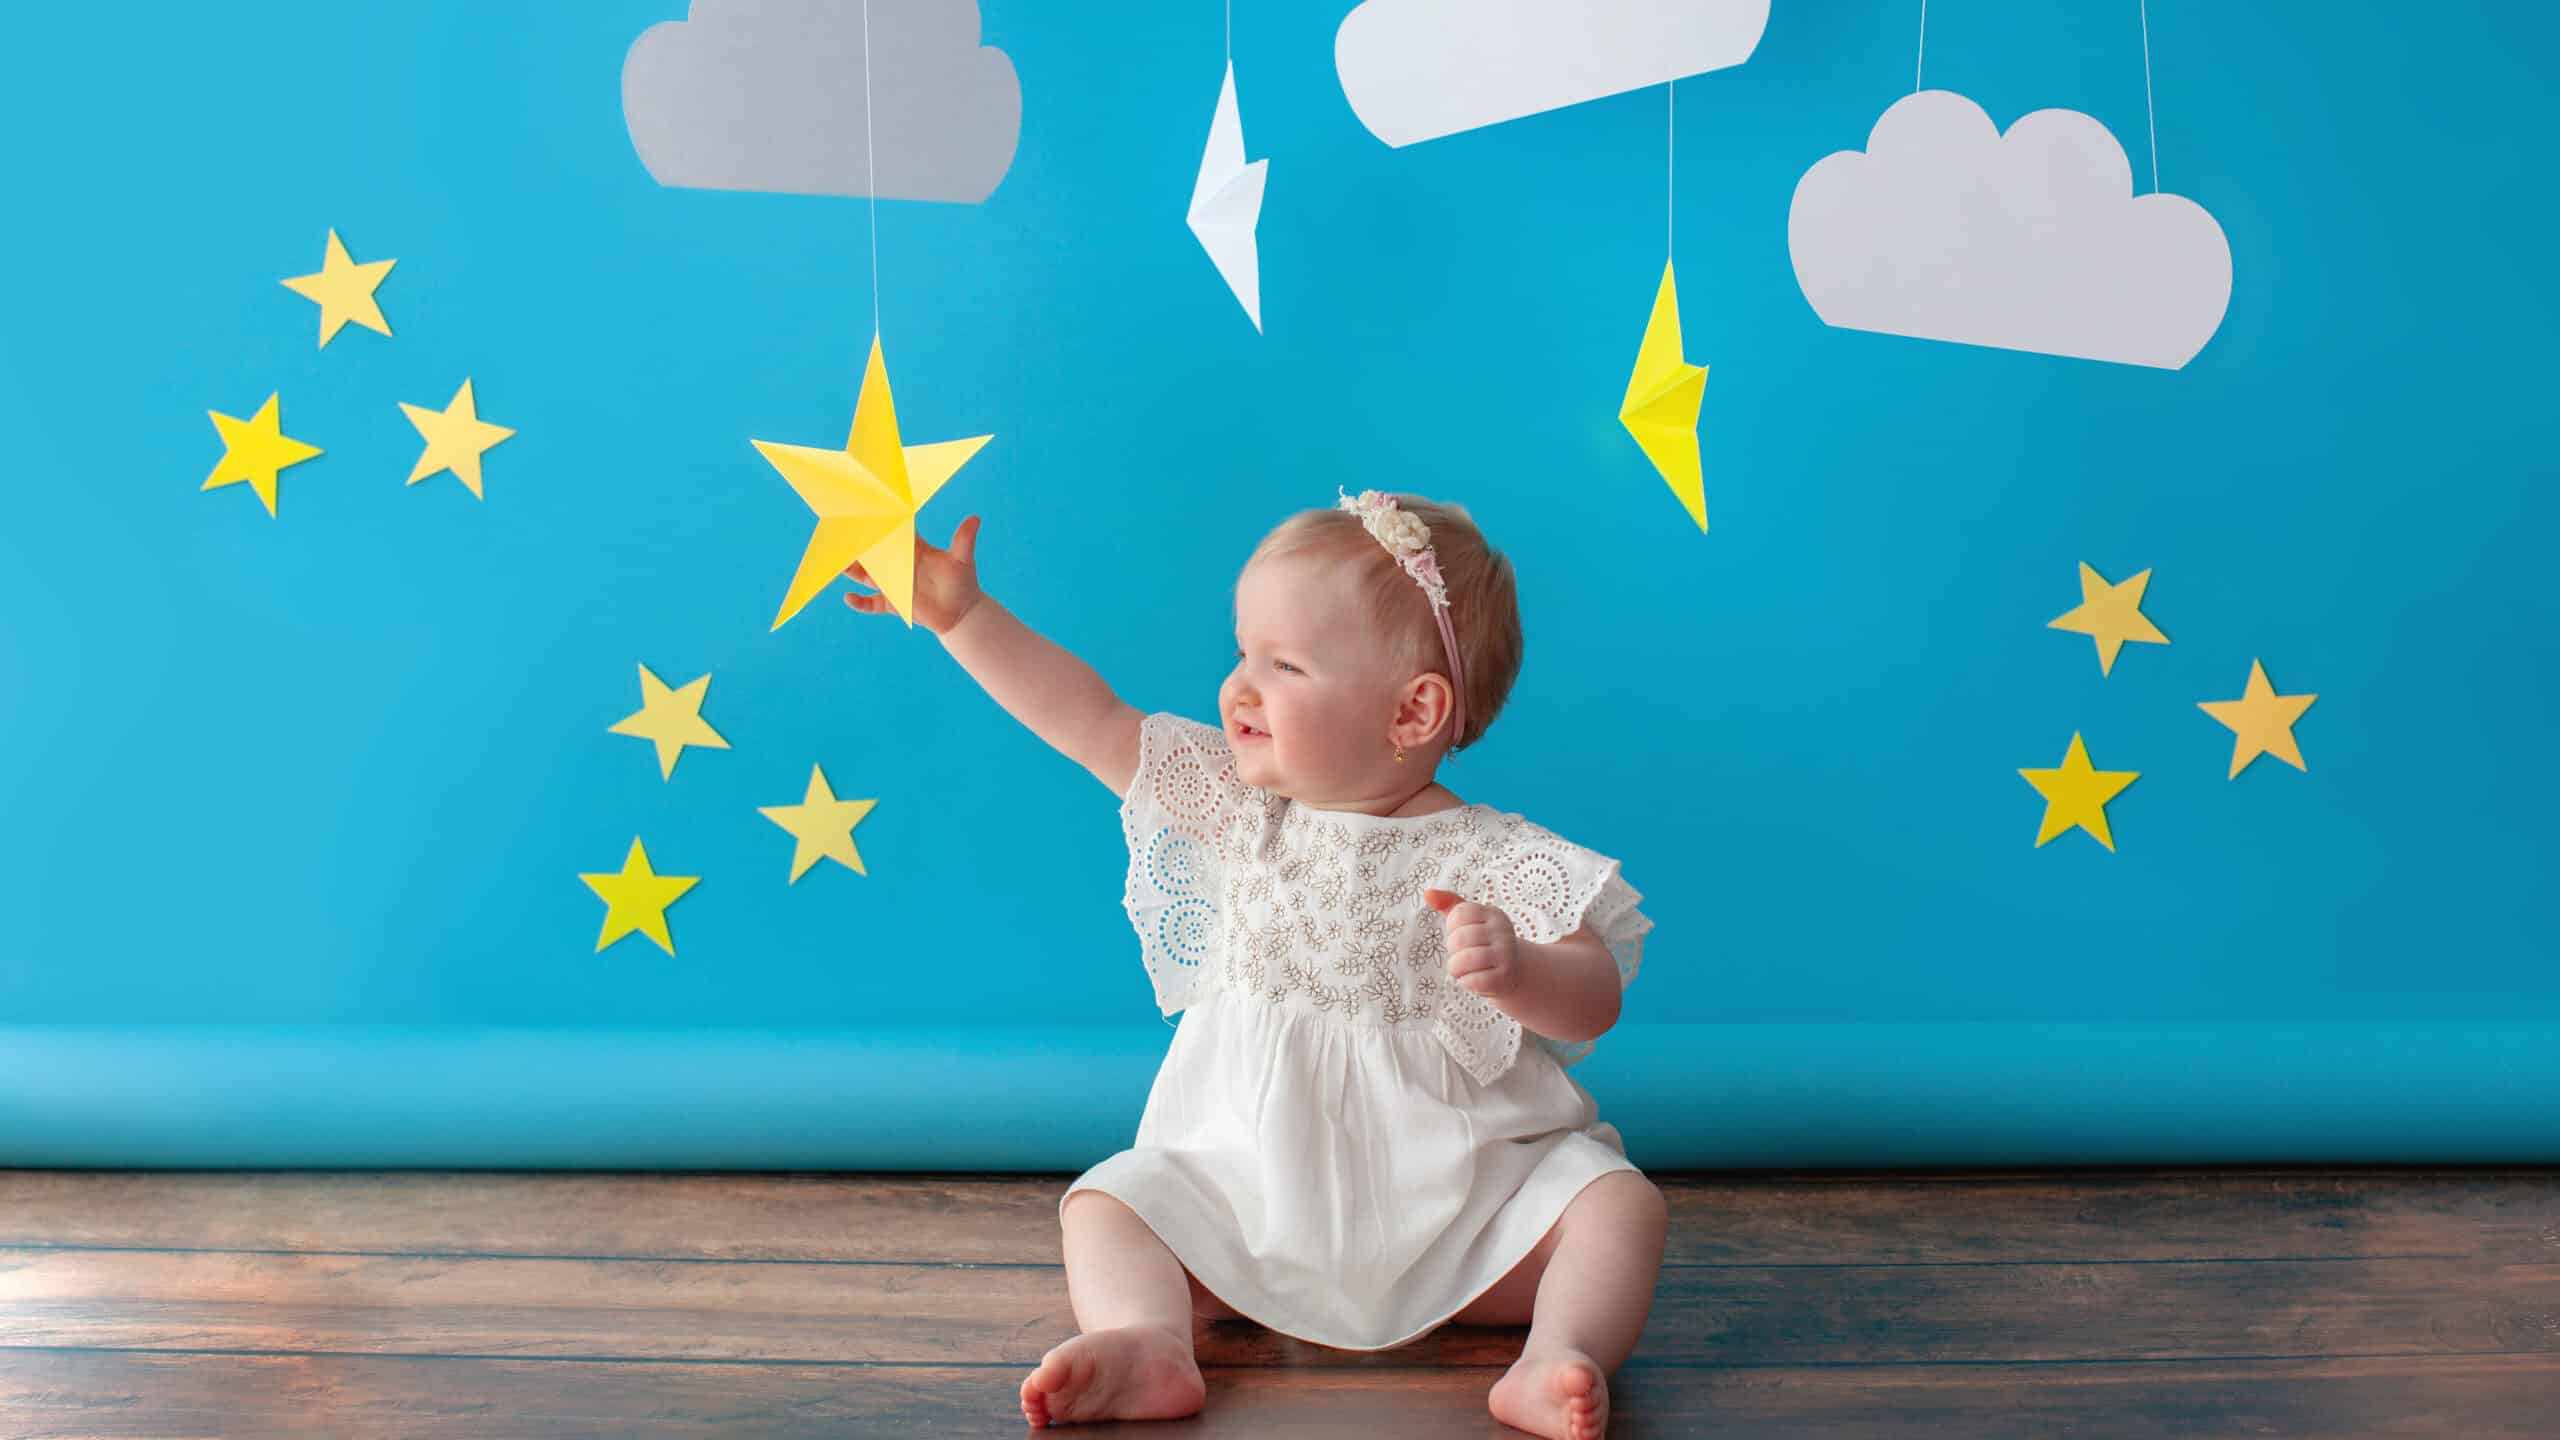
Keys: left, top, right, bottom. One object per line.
{"left": 1244, "top": 494, "right": 1523, "bottom": 753}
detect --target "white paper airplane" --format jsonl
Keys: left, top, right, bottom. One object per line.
{"left": 1187, "top": 60, "right": 1267, "bottom": 330}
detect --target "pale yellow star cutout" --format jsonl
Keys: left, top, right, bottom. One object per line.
{"left": 2198, "top": 659, "right": 2317, "bottom": 779}
{"left": 2047, "top": 562, "right": 2171, "bottom": 676}
{"left": 579, "top": 837, "right": 699, "bottom": 954}
{"left": 753, "top": 331, "right": 991, "bottom": 631}
{"left": 203, "top": 392, "right": 324, "bottom": 517}
{"left": 280, "top": 229, "right": 396, "bottom": 348}
{"left": 2019, "top": 732, "right": 2140, "bottom": 851}
{"left": 400, "top": 378, "right": 516, "bottom": 499}
{"left": 608, "top": 664, "right": 730, "bottom": 780}
{"left": 758, "top": 764, "right": 879, "bottom": 881}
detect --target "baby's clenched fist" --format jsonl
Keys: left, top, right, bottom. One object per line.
{"left": 1423, "top": 888, "right": 1519, "bottom": 999}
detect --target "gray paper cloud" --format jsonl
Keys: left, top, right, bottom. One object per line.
{"left": 1337, "top": 0, "right": 1767, "bottom": 148}
{"left": 1788, "top": 91, "right": 2232, "bottom": 370}
{"left": 623, "top": 0, "right": 1019, "bottom": 203}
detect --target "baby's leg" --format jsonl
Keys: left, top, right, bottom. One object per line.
{"left": 1019, "top": 1189, "right": 1208, "bottom": 1427}
{"left": 1487, "top": 1171, "right": 1670, "bottom": 1440}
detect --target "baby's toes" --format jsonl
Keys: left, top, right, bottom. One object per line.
{"left": 1019, "top": 1347, "right": 1077, "bottom": 1427}
{"left": 1555, "top": 1361, "right": 1608, "bottom": 1440}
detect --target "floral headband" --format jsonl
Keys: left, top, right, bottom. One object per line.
{"left": 1336, "top": 486, "right": 1468, "bottom": 749}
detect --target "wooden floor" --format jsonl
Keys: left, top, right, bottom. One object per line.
{"left": 1, "top": 1166, "right": 2555, "bottom": 1438}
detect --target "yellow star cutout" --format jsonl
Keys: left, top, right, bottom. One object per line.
{"left": 1618, "top": 259, "right": 1709, "bottom": 533}
{"left": 203, "top": 392, "right": 324, "bottom": 517}
{"left": 759, "top": 764, "right": 880, "bottom": 881}
{"left": 2047, "top": 562, "right": 2170, "bottom": 676}
{"left": 2198, "top": 659, "right": 2317, "bottom": 779}
{"left": 579, "top": 838, "right": 699, "bottom": 954}
{"left": 400, "top": 378, "right": 516, "bottom": 499}
{"left": 608, "top": 663, "right": 730, "bottom": 780}
{"left": 752, "top": 330, "right": 992, "bottom": 631}
{"left": 280, "top": 229, "right": 396, "bottom": 348}
{"left": 2019, "top": 732, "right": 2141, "bottom": 851}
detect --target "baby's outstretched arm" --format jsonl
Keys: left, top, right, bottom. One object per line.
{"left": 843, "top": 515, "right": 1142, "bottom": 797}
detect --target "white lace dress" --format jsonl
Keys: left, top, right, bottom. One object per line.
{"left": 1061, "top": 711, "right": 1654, "bottom": 1352}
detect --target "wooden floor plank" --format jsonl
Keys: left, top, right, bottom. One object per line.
{"left": 4, "top": 1168, "right": 2554, "bottom": 1437}
{"left": 3, "top": 1348, "right": 2554, "bottom": 1439}
{"left": 4, "top": 1245, "right": 2555, "bottom": 1367}
{"left": 4, "top": 1168, "right": 2554, "bottom": 1266}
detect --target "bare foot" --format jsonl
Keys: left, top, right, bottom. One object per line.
{"left": 1019, "top": 1324, "right": 1206, "bottom": 1428}
{"left": 1487, "top": 1345, "right": 1609, "bottom": 1440}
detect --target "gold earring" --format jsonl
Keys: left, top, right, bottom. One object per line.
{"left": 1394, "top": 748, "right": 1405, "bottom": 763}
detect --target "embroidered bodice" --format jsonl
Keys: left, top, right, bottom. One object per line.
{"left": 1118, "top": 711, "right": 1651, "bottom": 1086}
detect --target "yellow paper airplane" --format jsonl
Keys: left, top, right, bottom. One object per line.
{"left": 752, "top": 332, "right": 991, "bottom": 630}
{"left": 1619, "top": 259, "right": 1708, "bottom": 533}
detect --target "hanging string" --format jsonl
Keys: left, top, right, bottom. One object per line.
{"left": 862, "top": 0, "right": 881, "bottom": 342}
{"left": 2139, "top": 0, "right": 2159, "bottom": 193}
{"left": 1915, "top": 0, "right": 1927, "bottom": 91}
{"left": 1666, "top": 79, "right": 1674, "bottom": 260}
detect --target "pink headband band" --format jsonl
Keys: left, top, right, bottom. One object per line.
{"left": 1336, "top": 487, "right": 1467, "bottom": 749}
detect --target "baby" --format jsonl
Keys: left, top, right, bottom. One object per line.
{"left": 842, "top": 489, "right": 1662, "bottom": 1440}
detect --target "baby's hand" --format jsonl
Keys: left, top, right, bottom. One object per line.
{"left": 843, "top": 514, "right": 986, "bottom": 636}
{"left": 1423, "top": 888, "right": 1519, "bottom": 999}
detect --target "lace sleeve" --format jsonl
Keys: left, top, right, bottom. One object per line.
{"left": 1433, "top": 816, "right": 1653, "bottom": 1080}
{"left": 1519, "top": 859, "right": 1650, "bottom": 1071}
{"left": 1117, "top": 712, "right": 1247, "bottom": 1016}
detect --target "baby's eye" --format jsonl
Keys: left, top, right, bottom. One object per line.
{"left": 1275, "top": 660, "right": 1300, "bottom": 674}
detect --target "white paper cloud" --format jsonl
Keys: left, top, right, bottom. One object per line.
{"left": 1787, "top": 89, "right": 2232, "bottom": 370}
{"left": 1336, "top": 0, "right": 1768, "bottom": 148}
{"left": 622, "top": 0, "right": 1018, "bottom": 203}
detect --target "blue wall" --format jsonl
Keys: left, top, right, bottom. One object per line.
{"left": 2, "top": 0, "right": 2551, "bottom": 1066}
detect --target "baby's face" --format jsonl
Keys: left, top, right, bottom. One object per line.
{"left": 1222, "top": 552, "right": 1414, "bottom": 803}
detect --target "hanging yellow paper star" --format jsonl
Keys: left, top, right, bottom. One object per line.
{"left": 758, "top": 764, "right": 879, "bottom": 881}
{"left": 2019, "top": 732, "right": 2141, "bottom": 851}
{"left": 2047, "top": 562, "right": 2170, "bottom": 676}
{"left": 1619, "top": 259, "right": 1708, "bottom": 533}
{"left": 608, "top": 663, "right": 730, "bottom": 780}
{"left": 753, "top": 331, "right": 992, "bottom": 631}
{"left": 203, "top": 392, "right": 324, "bottom": 517}
{"left": 280, "top": 229, "right": 396, "bottom": 348}
{"left": 2198, "top": 659, "right": 2317, "bottom": 779}
{"left": 399, "top": 378, "right": 516, "bottom": 499}
{"left": 579, "top": 837, "right": 699, "bottom": 954}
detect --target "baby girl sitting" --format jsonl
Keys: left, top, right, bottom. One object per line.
{"left": 841, "top": 489, "right": 1661, "bottom": 1440}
